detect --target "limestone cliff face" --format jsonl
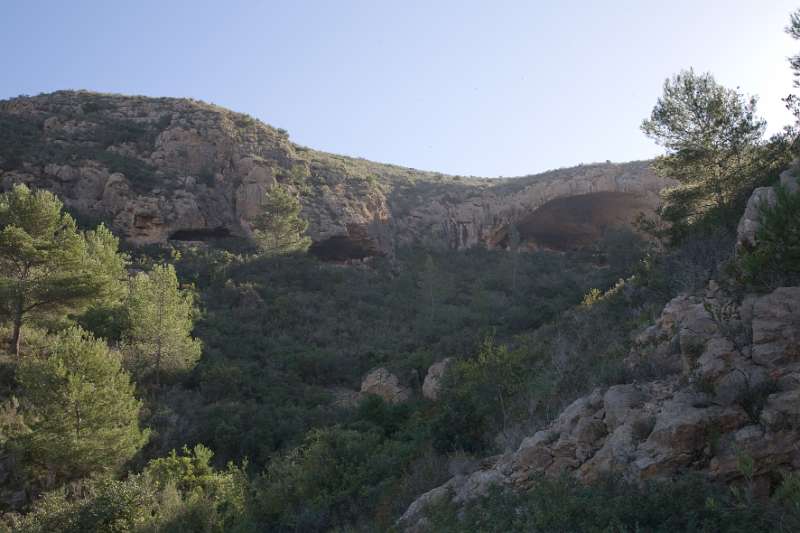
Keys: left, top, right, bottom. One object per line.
{"left": 0, "top": 91, "right": 672, "bottom": 255}
{"left": 399, "top": 283, "right": 800, "bottom": 531}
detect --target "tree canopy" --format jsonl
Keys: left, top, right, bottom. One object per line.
{"left": 123, "top": 263, "right": 202, "bottom": 386}
{"left": 641, "top": 70, "right": 768, "bottom": 238}
{"left": 0, "top": 184, "right": 126, "bottom": 357}
{"left": 16, "top": 327, "right": 148, "bottom": 486}
{"left": 251, "top": 186, "right": 311, "bottom": 256}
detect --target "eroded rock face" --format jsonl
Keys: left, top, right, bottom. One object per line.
{"left": 736, "top": 169, "right": 800, "bottom": 251}
{"left": 422, "top": 358, "right": 452, "bottom": 400}
{"left": 360, "top": 367, "right": 410, "bottom": 404}
{"left": 0, "top": 91, "right": 672, "bottom": 255}
{"left": 399, "top": 284, "right": 800, "bottom": 531}
{"left": 751, "top": 287, "right": 800, "bottom": 366}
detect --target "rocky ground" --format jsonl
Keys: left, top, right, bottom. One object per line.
{"left": 399, "top": 174, "right": 800, "bottom": 532}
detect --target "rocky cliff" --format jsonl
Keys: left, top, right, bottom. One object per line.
{"left": 0, "top": 91, "right": 672, "bottom": 257}
{"left": 402, "top": 283, "right": 800, "bottom": 528}
{"left": 399, "top": 175, "right": 800, "bottom": 531}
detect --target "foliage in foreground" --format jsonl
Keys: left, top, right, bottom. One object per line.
{"left": 8, "top": 444, "right": 252, "bottom": 533}
{"left": 425, "top": 475, "right": 800, "bottom": 533}
{"left": 0, "top": 184, "right": 126, "bottom": 357}
{"left": 15, "top": 327, "right": 148, "bottom": 488}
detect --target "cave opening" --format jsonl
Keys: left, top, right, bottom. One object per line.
{"left": 169, "top": 226, "right": 232, "bottom": 241}
{"left": 309, "top": 235, "right": 383, "bottom": 262}
{"left": 493, "top": 192, "right": 651, "bottom": 251}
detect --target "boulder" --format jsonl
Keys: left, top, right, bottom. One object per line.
{"left": 736, "top": 169, "right": 799, "bottom": 251}
{"left": 422, "top": 358, "right": 452, "bottom": 400}
{"left": 603, "top": 384, "right": 645, "bottom": 431}
{"left": 751, "top": 287, "right": 800, "bottom": 367}
{"left": 781, "top": 168, "right": 800, "bottom": 194}
{"left": 737, "top": 186, "right": 777, "bottom": 250}
{"left": 360, "top": 367, "right": 410, "bottom": 404}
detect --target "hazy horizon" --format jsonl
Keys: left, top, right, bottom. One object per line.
{"left": 2, "top": 0, "right": 798, "bottom": 177}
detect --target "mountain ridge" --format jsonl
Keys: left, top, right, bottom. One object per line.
{"left": 0, "top": 90, "right": 673, "bottom": 257}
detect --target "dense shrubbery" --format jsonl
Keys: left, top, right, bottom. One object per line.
{"left": 15, "top": 327, "right": 147, "bottom": 488}
{"left": 0, "top": 113, "right": 43, "bottom": 170}
{"left": 165, "top": 231, "right": 643, "bottom": 466}
{"left": 254, "top": 426, "right": 414, "bottom": 531}
{"left": 8, "top": 445, "right": 253, "bottom": 533}
{"left": 0, "top": 108, "right": 169, "bottom": 192}
{"left": 425, "top": 475, "right": 800, "bottom": 533}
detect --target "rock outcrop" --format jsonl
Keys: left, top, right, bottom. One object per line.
{"left": 360, "top": 367, "right": 410, "bottom": 404}
{"left": 0, "top": 91, "right": 673, "bottom": 257}
{"left": 422, "top": 358, "right": 453, "bottom": 400}
{"left": 737, "top": 168, "right": 799, "bottom": 251}
{"left": 399, "top": 284, "right": 800, "bottom": 530}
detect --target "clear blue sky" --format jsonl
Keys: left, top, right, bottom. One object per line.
{"left": 2, "top": 1, "right": 797, "bottom": 177}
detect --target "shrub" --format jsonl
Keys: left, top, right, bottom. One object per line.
{"left": 425, "top": 475, "right": 797, "bottom": 532}
{"left": 9, "top": 445, "right": 254, "bottom": 533}
{"left": 738, "top": 185, "right": 800, "bottom": 290}
{"left": 252, "top": 426, "right": 416, "bottom": 532}
{"left": 11, "top": 476, "right": 157, "bottom": 533}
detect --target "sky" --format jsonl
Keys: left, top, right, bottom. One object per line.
{"left": 2, "top": 0, "right": 798, "bottom": 177}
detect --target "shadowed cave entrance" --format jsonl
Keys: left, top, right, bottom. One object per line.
{"left": 309, "top": 224, "right": 385, "bottom": 261}
{"left": 169, "top": 226, "right": 232, "bottom": 241}
{"left": 493, "top": 191, "right": 652, "bottom": 251}
{"left": 309, "top": 236, "right": 379, "bottom": 261}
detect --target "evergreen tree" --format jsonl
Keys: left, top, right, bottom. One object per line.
{"left": 787, "top": 9, "right": 800, "bottom": 89}
{"left": 123, "top": 264, "right": 201, "bottom": 386}
{"left": 785, "top": 9, "right": 800, "bottom": 157}
{"left": 17, "top": 327, "right": 148, "bottom": 486}
{"left": 641, "top": 70, "right": 766, "bottom": 237}
{"left": 251, "top": 186, "right": 311, "bottom": 256}
{"left": 509, "top": 224, "right": 521, "bottom": 292}
{"left": 0, "top": 184, "right": 126, "bottom": 357}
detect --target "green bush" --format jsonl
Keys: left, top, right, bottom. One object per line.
{"left": 143, "top": 444, "right": 252, "bottom": 532}
{"left": 425, "top": 475, "right": 799, "bottom": 533}
{"left": 252, "top": 426, "right": 416, "bottom": 531}
{"left": 738, "top": 185, "right": 800, "bottom": 289}
{"left": 11, "top": 476, "right": 157, "bottom": 533}
{"left": 9, "top": 445, "right": 254, "bottom": 533}
{"left": 432, "top": 338, "right": 528, "bottom": 454}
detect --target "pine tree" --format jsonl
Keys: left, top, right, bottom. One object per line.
{"left": 123, "top": 264, "right": 201, "bottom": 386}
{"left": 0, "top": 184, "right": 127, "bottom": 357}
{"left": 641, "top": 70, "right": 767, "bottom": 237}
{"left": 17, "top": 327, "right": 148, "bottom": 486}
{"left": 251, "top": 186, "right": 311, "bottom": 256}
{"left": 787, "top": 9, "right": 800, "bottom": 89}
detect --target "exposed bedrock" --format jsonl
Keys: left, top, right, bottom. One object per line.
{"left": 0, "top": 91, "right": 673, "bottom": 258}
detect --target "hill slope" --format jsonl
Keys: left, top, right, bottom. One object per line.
{"left": 0, "top": 90, "right": 671, "bottom": 257}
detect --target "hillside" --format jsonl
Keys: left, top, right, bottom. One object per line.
{"left": 1, "top": 85, "right": 798, "bottom": 533}
{"left": 0, "top": 90, "right": 670, "bottom": 257}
